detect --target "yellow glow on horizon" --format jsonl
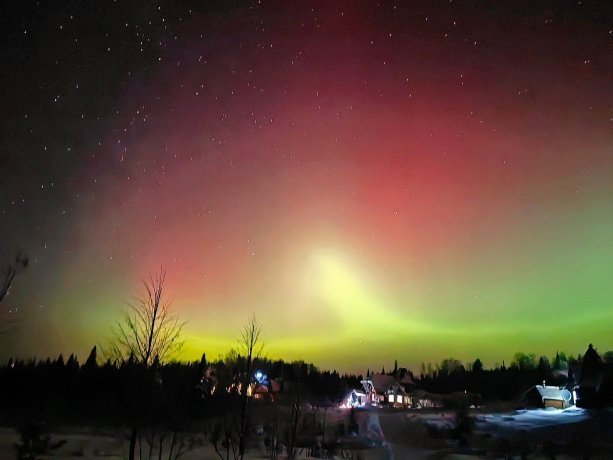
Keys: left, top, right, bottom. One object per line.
{"left": 302, "top": 248, "right": 450, "bottom": 339}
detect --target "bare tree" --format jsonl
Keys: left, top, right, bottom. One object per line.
{"left": 237, "top": 315, "right": 264, "bottom": 459}
{"left": 109, "top": 268, "right": 184, "bottom": 366}
{"left": 1, "top": 253, "right": 28, "bottom": 333}
{"left": 108, "top": 268, "right": 185, "bottom": 460}
{"left": 1, "top": 253, "right": 28, "bottom": 304}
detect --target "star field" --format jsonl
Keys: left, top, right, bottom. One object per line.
{"left": 1, "top": 1, "right": 612, "bottom": 373}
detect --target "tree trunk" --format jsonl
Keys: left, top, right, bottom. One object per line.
{"left": 129, "top": 426, "right": 138, "bottom": 460}
{"left": 167, "top": 431, "right": 176, "bottom": 460}
{"left": 289, "top": 393, "right": 300, "bottom": 458}
{"left": 157, "top": 434, "right": 164, "bottom": 460}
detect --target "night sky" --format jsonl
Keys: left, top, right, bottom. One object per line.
{"left": 1, "top": 1, "right": 612, "bottom": 373}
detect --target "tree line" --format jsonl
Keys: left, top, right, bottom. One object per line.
{"left": 2, "top": 263, "right": 611, "bottom": 458}
{"left": 0, "top": 265, "right": 365, "bottom": 459}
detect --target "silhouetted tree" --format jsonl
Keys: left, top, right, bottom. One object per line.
{"left": 439, "top": 358, "right": 464, "bottom": 377}
{"left": 552, "top": 351, "right": 563, "bottom": 370}
{"left": 472, "top": 358, "right": 483, "bottom": 373}
{"left": 237, "top": 315, "right": 263, "bottom": 459}
{"left": 538, "top": 356, "right": 550, "bottom": 376}
{"left": 66, "top": 354, "right": 79, "bottom": 371}
{"left": 602, "top": 351, "right": 613, "bottom": 363}
{"left": 83, "top": 346, "right": 98, "bottom": 369}
{"left": 108, "top": 268, "right": 185, "bottom": 460}
{"left": 1, "top": 253, "right": 28, "bottom": 304}
{"left": 578, "top": 343, "right": 604, "bottom": 407}
{"left": 511, "top": 352, "right": 537, "bottom": 371}
{"left": 1, "top": 253, "right": 28, "bottom": 333}
{"left": 108, "top": 268, "right": 184, "bottom": 366}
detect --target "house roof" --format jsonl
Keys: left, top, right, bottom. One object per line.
{"left": 399, "top": 373, "right": 417, "bottom": 386}
{"left": 536, "top": 385, "right": 572, "bottom": 402}
{"left": 371, "top": 374, "right": 405, "bottom": 394}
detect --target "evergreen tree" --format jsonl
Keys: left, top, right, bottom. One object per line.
{"left": 66, "top": 353, "right": 79, "bottom": 370}
{"left": 84, "top": 346, "right": 98, "bottom": 369}
{"left": 538, "top": 356, "right": 550, "bottom": 381}
{"left": 552, "top": 351, "right": 562, "bottom": 370}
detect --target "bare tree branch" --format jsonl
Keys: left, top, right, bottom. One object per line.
{"left": 0, "top": 253, "right": 28, "bottom": 304}
{"left": 237, "top": 314, "right": 264, "bottom": 459}
{"left": 0, "top": 254, "right": 28, "bottom": 333}
{"left": 108, "top": 268, "right": 185, "bottom": 366}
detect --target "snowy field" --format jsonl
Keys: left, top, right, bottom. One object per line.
{"left": 388, "top": 406, "right": 613, "bottom": 459}
{"left": 1, "top": 406, "right": 612, "bottom": 459}
{"left": 475, "top": 406, "right": 589, "bottom": 433}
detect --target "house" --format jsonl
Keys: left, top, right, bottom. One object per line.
{"left": 362, "top": 374, "right": 413, "bottom": 407}
{"left": 409, "top": 389, "right": 443, "bottom": 409}
{"left": 524, "top": 383, "right": 573, "bottom": 408}
{"left": 342, "top": 389, "right": 368, "bottom": 408}
{"left": 247, "top": 381, "right": 269, "bottom": 399}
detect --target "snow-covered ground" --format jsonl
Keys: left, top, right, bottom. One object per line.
{"left": 1, "top": 406, "right": 612, "bottom": 459}
{"left": 475, "top": 406, "right": 589, "bottom": 433}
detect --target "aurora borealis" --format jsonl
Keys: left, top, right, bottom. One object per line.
{"left": 1, "top": 1, "right": 612, "bottom": 373}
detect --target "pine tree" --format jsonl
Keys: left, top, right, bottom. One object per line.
{"left": 84, "top": 346, "right": 98, "bottom": 369}
{"left": 66, "top": 353, "right": 79, "bottom": 370}
{"left": 552, "top": 351, "right": 561, "bottom": 370}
